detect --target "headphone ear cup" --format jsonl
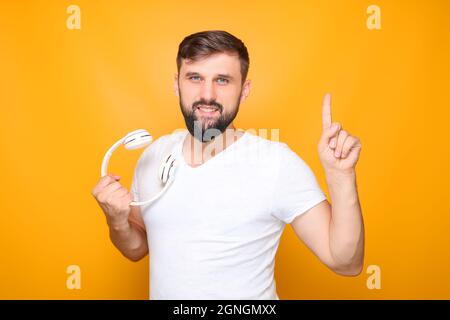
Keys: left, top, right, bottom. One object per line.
{"left": 159, "top": 154, "right": 177, "bottom": 184}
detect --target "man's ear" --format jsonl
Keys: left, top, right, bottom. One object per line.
{"left": 173, "top": 73, "right": 179, "bottom": 98}
{"left": 240, "top": 79, "right": 252, "bottom": 103}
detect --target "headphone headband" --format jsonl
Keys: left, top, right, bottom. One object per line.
{"left": 100, "top": 129, "right": 178, "bottom": 207}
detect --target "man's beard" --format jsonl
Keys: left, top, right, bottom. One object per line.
{"left": 179, "top": 91, "right": 241, "bottom": 143}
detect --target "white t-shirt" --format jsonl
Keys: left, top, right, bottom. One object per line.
{"left": 130, "top": 129, "right": 327, "bottom": 300}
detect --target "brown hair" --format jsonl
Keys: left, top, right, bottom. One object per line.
{"left": 176, "top": 30, "right": 250, "bottom": 84}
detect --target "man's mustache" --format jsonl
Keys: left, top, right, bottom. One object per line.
{"left": 192, "top": 100, "right": 223, "bottom": 113}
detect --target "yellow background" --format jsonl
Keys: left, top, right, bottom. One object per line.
{"left": 1, "top": 0, "right": 449, "bottom": 299}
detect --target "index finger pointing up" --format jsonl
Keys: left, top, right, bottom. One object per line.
{"left": 322, "top": 93, "right": 332, "bottom": 130}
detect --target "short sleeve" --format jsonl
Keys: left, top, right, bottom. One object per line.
{"left": 130, "top": 147, "right": 148, "bottom": 203}
{"left": 271, "top": 143, "right": 327, "bottom": 224}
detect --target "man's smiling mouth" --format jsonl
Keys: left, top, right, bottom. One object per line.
{"left": 195, "top": 105, "right": 220, "bottom": 114}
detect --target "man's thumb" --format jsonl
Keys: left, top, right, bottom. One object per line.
{"left": 321, "top": 122, "right": 341, "bottom": 143}
{"left": 109, "top": 173, "right": 121, "bottom": 180}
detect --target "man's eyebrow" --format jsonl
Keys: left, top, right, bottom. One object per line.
{"left": 217, "top": 74, "right": 234, "bottom": 80}
{"left": 184, "top": 72, "right": 234, "bottom": 80}
{"left": 185, "top": 71, "right": 200, "bottom": 77}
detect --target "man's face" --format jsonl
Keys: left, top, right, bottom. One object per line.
{"left": 175, "top": 52, "right": 250, "bottom": 142}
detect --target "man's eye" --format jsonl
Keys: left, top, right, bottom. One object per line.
{"left": 217, "top": 78, "right": 229, "bottom": 84}
{"left": 189, "top": 76, "right": 201, "bottom": 81}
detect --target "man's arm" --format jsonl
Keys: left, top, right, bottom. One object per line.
{"left": 291, "top": 171, "right": 364, "bottom": 276}
{"left": 92, "top": 174, "right": 149, "bottom": 262}
{"left": 291, "top": 93, "right": 364, "bottom": 276}
{"left": 109, "top": 205, "right": 149, "bottom": 262}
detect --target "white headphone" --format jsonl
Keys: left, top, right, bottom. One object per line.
{"left": 100, "top": 129, "right": 177, "bottom": 206}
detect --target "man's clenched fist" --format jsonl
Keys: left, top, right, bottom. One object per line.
{"left": 91, "top": 173, "right": 134, "bottom": 229}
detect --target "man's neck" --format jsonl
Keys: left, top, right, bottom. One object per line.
{"left": 183, "top": 124, "right": 243, "bottom": 167}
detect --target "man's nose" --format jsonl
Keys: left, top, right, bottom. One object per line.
{"left": 199, "top": 80, "right": 217, "bottom": 102}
